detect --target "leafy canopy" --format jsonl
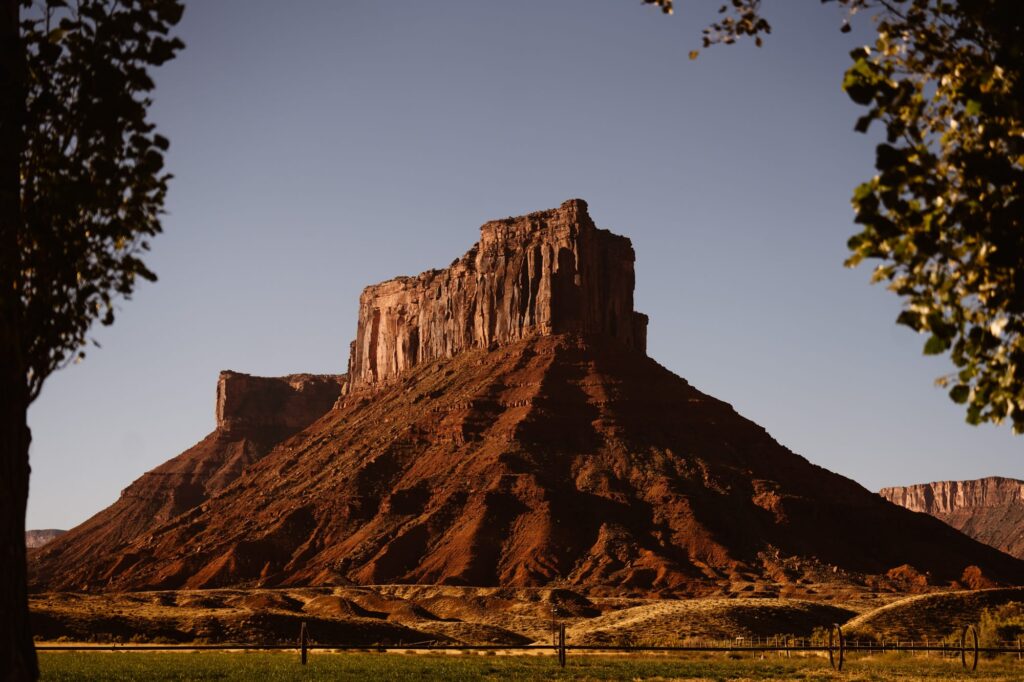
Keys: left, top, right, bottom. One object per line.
{"left": 642, "top": 0, "right": 1024, "bottom": 432}
{"left": 18, "top": 0, "right": 184, "bottom": 401}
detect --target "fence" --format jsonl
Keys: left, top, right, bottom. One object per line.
{"left": 36, "top": 623, "right": 1024, "bottom": 673}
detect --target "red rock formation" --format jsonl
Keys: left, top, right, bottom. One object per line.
{"left": 347, "top": 199, "right": 647, "bottom": 388}
{"left": 28, "top": 200, "right": 1024, "bottom": 594}
{"left": 216, "top": 371, "right": 347, "bottom": 434}
{"left": 880, "top": 478, "right": 1024, "bottom": 559}
{"left": 30, "top": 372, "right": 342, "bottom": 590}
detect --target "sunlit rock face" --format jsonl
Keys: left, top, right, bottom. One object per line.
{"left": 880, "top": 477, "right": 1024, "bottom": 559}
{"left": 347, "top": 199, "right": 647, "bottom": 389}
{"left": 25, "top": 530, "right": 65, "bottom": 549}
{"left": 216, "top": 371, "right": 344, "bottom": 434}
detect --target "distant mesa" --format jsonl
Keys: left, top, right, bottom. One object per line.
{"left": 25, "top": 530, "right": 65, "bottom": 549}
{"left": 880, "top": 477, "right": 1024, "bottom": 560}
{"left": 29, "top": 200, "right": 1024, "bottom": 594}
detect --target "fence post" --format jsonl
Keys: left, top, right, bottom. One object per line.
{"left": 558, "top": 624, "right": 566, "bottom": 668}
{"left": 299, "top": 622, "right": 308, "bottom": 666}
{"left": 960, "top": 626, "right": 967, "bottom": 669}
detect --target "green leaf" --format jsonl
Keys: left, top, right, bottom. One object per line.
{"left": 924, "top": 335, "right": 950, "bottom": 355}
{"left": 949, "top": 385, "right": 970, "bottom": 404}
{"left": 853, "top": 114, "right": 874, "bottom": 133}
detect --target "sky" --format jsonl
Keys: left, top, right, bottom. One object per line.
{"left": 26, "top": 0, "right": 1023, "bottom": 530}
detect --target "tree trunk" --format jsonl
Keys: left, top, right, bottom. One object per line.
{"left": 0, "top": 0, "right": 35, "bottom": 678}
{"left": 0, "top": 396, "right": 35, "bottom": 682}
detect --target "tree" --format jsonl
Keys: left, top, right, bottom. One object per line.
{"left": 1, "top": 1, "right": 182, "bottom": 678}
{"left": 643, "top": 0, "right": 1024, "bottom": 432}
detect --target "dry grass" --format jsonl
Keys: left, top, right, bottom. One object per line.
{"left": 35, "top": 585, "right": 1024, "bottom": 651}
{"left": 567, "top": 597, "right": 857, "bottom": 646}
{"left": 32, "top": 586, "right": 873, "bottom": 648}
{"left": 844, "top": 587, "right": 1024, "bottom": 641}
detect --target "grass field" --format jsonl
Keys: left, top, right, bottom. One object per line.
{"left": 37, "top": 651, "right": 1024, "bottom": 681}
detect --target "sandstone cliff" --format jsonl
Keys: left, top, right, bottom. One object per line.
{"left": 30, "top": 372, "right": 342, "bottom": 590}
{"left": 880, "top": 477, "right": 1024, "bottom": 559}
{"left": 216, "top": 371, "right": 347, "bottom": 434}
{"left": 25, "top": 530, "right": 65, "bottom": 549}
{"left": 347, "top": 199, "right": 647, "bottom": 388}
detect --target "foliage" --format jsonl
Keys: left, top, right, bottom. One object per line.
{"left": 18, "top": 0, "right": 184, "bottom": 402}
{"left": 641, "top": 1, "right": 1024, "bottom": 433}
{"left": 642, "top": 0, "right": 773, "bottom": 51}
{"left": 841, "top": 2, "right": 1024, "bottom": 432}
{"left": 977, "top": 601, "right": 1024, "bottom": 646}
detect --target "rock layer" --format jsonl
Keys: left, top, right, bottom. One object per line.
{"left": 880, "top": 478, "right": 1024, "bottom": 559}
{"left": 30, "top": 372, "right": 342, "bottom": 590}
{"left": 347, "top": 199, "right": 647, "bottom": 388}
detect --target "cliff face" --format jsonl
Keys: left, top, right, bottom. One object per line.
{"left": 216, "top": 372, "right": 346, "bottom": 434}
{"left": 25, "top": 530, "right": 65, "bottom": 549}
{"left": 347, "top": 199, "right": 647, "bottom": 388}
{"left": 880, "top": 478, "right": 1024, "bottom": 559}
{"left": 30, "top": 372, "right": 343, "bottom": 590}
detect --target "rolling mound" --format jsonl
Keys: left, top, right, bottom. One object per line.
{"left": 29, "top": 588, "right": 447, "bottom": 646}
{"left": 843, "top": 587, "right": 1024, "bottom": 640}
{"left": 568, "top": 598, "right": 858, "bottom": 645}
{"left": 30, "top": 199, "right": 1024, "bottom": 595}
{"left": 29, "top": 587, "right": 866, "bottom": 647}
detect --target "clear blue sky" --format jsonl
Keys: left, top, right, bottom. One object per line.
{"left": 26, "top": 0, "right": 1022, "bottom": 530}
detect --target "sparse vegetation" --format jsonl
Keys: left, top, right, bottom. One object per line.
{"left": 844, "top": 588, "right": 1024, "bottom": 641}
{"left": 977, "top": 601, "right": 1024, "bottom": 650}
{"left": 29, "top": 588, "right": 871, "bottom": 648}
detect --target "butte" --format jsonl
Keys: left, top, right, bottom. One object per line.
{"left": 30, "top": 199, "right": 1024, "bottom": 595}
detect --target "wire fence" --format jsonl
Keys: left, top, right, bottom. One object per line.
{"left": 36, "top": 623, "right": 1024, "bottom": 673}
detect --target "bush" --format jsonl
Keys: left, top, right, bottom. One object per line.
{"left": 977, "top": 602, "right": 1024, "bottom": 650}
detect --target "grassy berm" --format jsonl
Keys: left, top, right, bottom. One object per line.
{"left": 37, "top": 651, "right": 1024, "bottom": 681}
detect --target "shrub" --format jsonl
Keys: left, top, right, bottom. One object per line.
{"left": 976, "top": 602, "right": 1024, "bottom": 651}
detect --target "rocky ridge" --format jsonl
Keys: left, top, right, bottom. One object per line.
{"left": 880, "top": 477, "right": 1024, "bottom": 559}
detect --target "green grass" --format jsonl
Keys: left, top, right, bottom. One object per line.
{"left": 37, "top": 651, "right": 1024, "bottom": 681}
